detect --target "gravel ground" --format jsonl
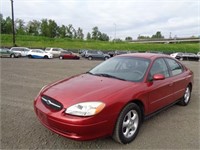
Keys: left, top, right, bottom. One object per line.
{"left": 0, "top": 58, "right": 199, "bottom": 149}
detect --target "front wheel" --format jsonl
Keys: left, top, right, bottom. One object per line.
{"left": 177, "top": 85, "right": 191, "bottom": 106}
{"left": 88, "top": 56, "right": 92, "bottom": 60}
{"left": 112, "top": 103, "right": 142, "bottom": 144}
{"left": 104, "top": 56, "right": 109, "bottom": 60}
{"left": 10, "top": 54, "right": 15, "bottom": 58}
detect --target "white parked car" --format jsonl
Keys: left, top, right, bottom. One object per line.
{"left": 170, "top": 52, "right": 183, "bottom": 58}
{"left": 197, "top": 52, "right": 200, "bottom": 58}
{"left": 27, "top": 49, "right": 53, "bottom": 59}
{"left": 10, "top": 47, "right": 30, "bottom": 57}
{"left": 45, "top": 47, "right": 63, "bottom": 57}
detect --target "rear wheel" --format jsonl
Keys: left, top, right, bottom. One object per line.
{"left": 59, "top": 56, "right": 63, "bottom": 59}
{"left": 88, "top": 56, "right": 93, "bottom": 60}
{"left": 112, "top": 103, "right": 142, "bottom": 144}
{"left": 28, "top": 55, "right": 32, "bottom": 58}
{"left": 10, "top": 54, "right": 15, "bottom": 58}
{"left": 44, "top": 55, "right": 48, "bottom": 59}
{"left": 178, "top": 85, "right": 191, "bottom": 106}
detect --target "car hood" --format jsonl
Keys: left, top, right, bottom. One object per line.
{"left": 42, "top": 74, "right": 135, "bottom": 106}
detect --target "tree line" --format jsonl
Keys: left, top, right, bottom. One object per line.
{"left": 1, "top": 13, "right": 169, "bottom": 41}
{"left": 0, "top": 13, "right": 110, "bottom": 41}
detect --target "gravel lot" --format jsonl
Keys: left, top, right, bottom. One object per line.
{"left": 1, "top": 58, "right": 199, "bottom": 149}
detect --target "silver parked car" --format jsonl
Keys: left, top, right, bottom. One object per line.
{"left": 85, "top": 50, "right": 110, "bottom": 60}
{"left": 0, "top": 48, "right": 21, "bottom": 58}
{"left": 10, "top": 47, "right": 30, "bottom": 57}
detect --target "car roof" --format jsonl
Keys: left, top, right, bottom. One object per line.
{"left": 118, "top": 53, "right": 170, "bottom": 60}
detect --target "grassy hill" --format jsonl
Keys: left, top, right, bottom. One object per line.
{"left": 1, "top": 34, "right": 199, "bottom": 53}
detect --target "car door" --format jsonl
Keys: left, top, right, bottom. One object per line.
{"left": 164, "top": 58, "right": 186, "bottom": 101}
{"left": 52, "top": 48, "right": 60, "bottom": 57}
{"left": 96, "top": 51, "right": 104, "bottom": 59}
{"left": 0, "top": 49, "right": 8, "bottom": 57}
{"left": 147, "top": 58, "right": 174, "bottom": 113}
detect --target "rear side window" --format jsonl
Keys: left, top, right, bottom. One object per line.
{"left": 165, "top": 58, "right": 183, "bottom": 76}
{"left": 52, "top": 48, "right": 59, "bottom": 51}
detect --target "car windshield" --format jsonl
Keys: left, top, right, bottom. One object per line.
{"left": 88, "top": 56, "right": 150, "bottom": 82}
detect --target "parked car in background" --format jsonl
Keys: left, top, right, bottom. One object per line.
{"left": 0, "top": 48, "right": 21, "bottom": 58}
{"left": 107, "top": 51, "right": 115, "bottom": 57}
{"left": 85, "top": 50, "right": 110, "bottom": 60}
{"left": 59, "top": 51, "right": 80, "bottom": 60}
{"left": 114, "top": 50, "right": 131, "bottom": 56}
{"left": 80, "top": 50, "right": 89, "bottom": 57}
{"left": 34, "top": 53, "right": 193, "bottom": 144}
{"left": 79, "top": 49, "right": 87, "bottom": 54}
{"left": 197, "top": 52, "right": 200, "bottom": 58}
{"left": 170, "top": 52, "right": 199, "bottom": 61}
{"left": 145, "top": 51, "right": 164, "bottom": 54}
{"left": 27, "top": 49, "right": 53, "bottom": 59}
{"left": 45, "top": 47, "right": 63, "bottom": 57}
{"left": 10, "top": 47, "right": 30, "bottom": 56}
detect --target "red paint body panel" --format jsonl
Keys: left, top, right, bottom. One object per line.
{"left": 34, "top": 53, "right": 193, "bottom": 140}
{"left": 61, "top": 53, "right": 80, "bottom": 59}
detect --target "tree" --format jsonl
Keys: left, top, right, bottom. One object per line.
{"left": 58, "top": 25, "right": 66, "bottom": 38}
{"left": 0, "top": 13, "right": 6, "bottom": 33}
{"left": 27, "top": 20, "right": 41, "bottom": 36}
{"left": 151, "top": 31, "right": 164, "bottom": 39}
{"left": 125, "top": 36, "right": 132, "bottom": 41}
{"left": 48, "top": 19, "right": 57, "bottom": 38}
{"left": 66, "top": 24, "right": 73, "bottom": 38}
{"left": 2, "top": 16, "right": 12, "bottom": 34}
{"left": 77, "top": 27, "right": 84, "bottom": 39}
{"left": 15, "top": 19, "right": 26, "bottom": 35}
{"left": 92, "top": 26, "right": 99, "bottom": 40}
{"left": 86, "top": 32, "right": 91, "bottom": 40}
{"left": 72, "top": 28, "right": 77, "bottom": 39}
{"left": 41, "top": 19, "right": 49, "bottom": 37}
{"left": 99, "top": 33, "right": 109, "bottom": 41}
{"left": 137, "top": 35, "right": 150, "bottom": 40}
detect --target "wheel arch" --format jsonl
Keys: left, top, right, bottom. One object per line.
{"left": 129, "top": 99, "right": 145, "bottom": 122}
{"left": 188, "top": 82, "right": 192, "bottom": 92}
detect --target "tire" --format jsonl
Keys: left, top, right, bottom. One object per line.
{"left": 177, "top": 85, "right": 191, "bottom": 106}
{"left": 59, "top": 56, "right": 63, "bottom": 60}
{"left": 104, "top": 56, "right": 109, "bottom": 60}
{"left": 10, "top": 54, "right": 15, "bottom": 58}
{"left": 28, "top": 55, "right": 32, "bottom": 58}
{"left": 88, "top": 56, "right": 92, "bottom": 60}
{"left": 112, "top": 103, "right": 142, "bottom": 144}
{"left": 44, "top": 55, "right": 48, "bottom": 59}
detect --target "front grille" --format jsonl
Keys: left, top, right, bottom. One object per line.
{"left": 41, "top": 95, "right": 63, "bottom": 111}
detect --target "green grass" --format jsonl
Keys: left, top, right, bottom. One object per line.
{"left": 1, "top": 34, "right": 199, "bottom": 53}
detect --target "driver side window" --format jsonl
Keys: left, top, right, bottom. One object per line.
{"left": 150, "top": 58, "right": 169, "bottom": 78}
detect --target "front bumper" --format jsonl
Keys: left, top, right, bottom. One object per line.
{"left": 34, "top": 98, "right": 112, "bottom": 140}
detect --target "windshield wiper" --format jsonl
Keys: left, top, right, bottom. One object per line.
{"left": 94, "top": 73, "right": 127, "bottom": 81}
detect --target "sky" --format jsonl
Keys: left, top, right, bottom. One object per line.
{"left": 1, "top": 0, "right": 199, "bottom": 40}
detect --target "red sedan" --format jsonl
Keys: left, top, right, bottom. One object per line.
{"left": 59, "top": 51, "right": 80, "bottom": 59}
{"left": 34, "top": 53, "right": 193, "bottom": 144}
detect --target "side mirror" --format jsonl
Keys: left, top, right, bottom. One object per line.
{"left": 153, "top": 74, "right": 165, "bottom": 80}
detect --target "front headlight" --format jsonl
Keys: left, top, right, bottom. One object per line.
{"left": 65, "top": 102, "right": 105, "bottom": 116}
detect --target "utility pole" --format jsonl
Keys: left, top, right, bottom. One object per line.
{"left": 11, "top": 0, "right": 16, "bottom": 46}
